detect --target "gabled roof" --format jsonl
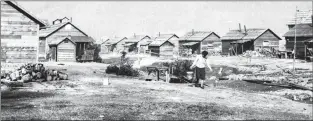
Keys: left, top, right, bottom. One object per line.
{"left": 179, "top": 31, "right": 220, "bottom": 41}
{"left": 124, "top": 35, "right": 150, "bottom": 43}
{"left": 47, "top": 36, "right": 95, "bottom": 44}
{"left": 96, "top": 39, "right": 110, "bottom": 44}
{"left": 287, "top": 10, "right": 312, "bottom": 25}
{"left": 283, "top": 24, "right": 313, "bottom": 37}
{"left": 70, "top": 36, "right": 95, "bottom": 43}
{"left": 149, "top": 34, "right": 178, "bottom": 46}
{"left": 39, "top": 22, "right": 88, "bottom": 38}
{"left": 4, "top": 1, "right": 46, "bottom": 27}
{"left": 140, "top": 37, "right": 156, "bottom": 46}
{"left": 221, "top": 28, "right": 281, "bottom": 40}
{"left": 221, "top": 30, "right": 246, "bottom": 40}
{"left": 48, "top": 36, "right": 76, "bottom": 45}
{"left": 104, "top": 37, "right": 127, "bottom": 45}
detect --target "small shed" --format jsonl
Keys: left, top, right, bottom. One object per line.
{"left": 39, "top": 18, "right": 95, "bottom": 60}
{"left": 103, "top": 37, "right": 127, "bottom": 53}
{"left": 97, "top": 39, "right": 110, "bottom": 54}
{"left": 139, "top": 37, "right": 156, "bottom": 54}
{"left": 148, "top": 34, "right": 177, "bottom": 57}
{"left": 179, "top": 30, "right": 220, "bottom": 56}
{"left": 124, "top": 35, "right": 150, "bottom": 53}
{"left": 221, "top": 26, "right": 281, "bottom": 55}
{"left": 48, "top": 37, "right": 76, "bottom": 62}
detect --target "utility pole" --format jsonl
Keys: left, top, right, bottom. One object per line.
{"left": 311, "top": 1, "right": 313, "bottom": 79}
{"left": 293, "top": 6, "right": 298, "bottom": 72}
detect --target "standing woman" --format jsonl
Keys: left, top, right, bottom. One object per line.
{"left": 190, "top": 51, "right": 213, "bottom": 89}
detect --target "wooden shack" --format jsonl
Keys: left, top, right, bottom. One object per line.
{"left": 282, "top": 10, "right": 313, "bottom": 59}
{"left": 39, "top": 17, "right": 95, "bottom": 61}
{"left": 179, "top": 30, "right": 220, "bottom": 56}
{"left": 124, "top": 34, "right": 150, "bottom": 53}
{"left": 148, "top": 34, "right": 178, "bottom": 57}
{"left": 1, "top": 1, "right": 46, "bottom": 63}
{"left": 48, "top": 37, "right": 76, "bottom": 62}
{"left": 221, "top": 25, "right": 281, "bottom": 55}
{"left": 103, "top": 37, "right": 127, "bottom": 53}
{"left": 97, "top": 39, "right": 110, "bottom": 54}
{"left": 283, "top": 24, "right": 313, "bottom": 59}
{"left": 139, "top": 37, "right": 156, "bottom": 54}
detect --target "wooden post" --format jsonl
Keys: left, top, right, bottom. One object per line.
{"left": 305, "top": 44, "right": 307, "bottom": 61}
{"left": 36, "top": 24, "right": 40, "bottom": 63}
{"left": 241, "top": 44, "right": 244, "bottom": 54}
{"left": 235, "top": 44, "right": 238, "bottom": 56}
{"left": 157, "top": 69, "right": 160, "bottom": 81}
{"left": 166, "top": 71, "right": 169, "bottom": 83}
{"left": 83, "top": 43, "right": 86, "bottom": 53}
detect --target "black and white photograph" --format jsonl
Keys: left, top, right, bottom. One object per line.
{"left": 1, "top": 0, "right": 313, "bottom": 120}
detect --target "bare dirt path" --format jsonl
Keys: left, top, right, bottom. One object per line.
{"left": 1, "top": 60, "right": 312, "bottom": 120}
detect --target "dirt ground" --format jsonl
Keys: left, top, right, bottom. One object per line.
{"left": 1, "top": 56, "right": 313, "bottom": 120}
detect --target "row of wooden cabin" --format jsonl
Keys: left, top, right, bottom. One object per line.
{"left": 98, "top": 31, "right": 222, "bottom": 57}
{"left": 1, "top": 1, "right": 312, "bottom": 63}
{"left": 98, "top": 27, "right": 283, "bottom": 57}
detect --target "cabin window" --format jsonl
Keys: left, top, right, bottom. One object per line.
{"left": 263, "top": 40, "right": 269, "bottom": 46}
{"left": 65, "top": 24, "right": 72, "bottom": 30}
{"left": 64, "top": 40, "right": 68, "bottom": 43}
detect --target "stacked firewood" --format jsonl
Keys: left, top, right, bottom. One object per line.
{"left": 1, "top": 63, "right": 68, "bottom": 83}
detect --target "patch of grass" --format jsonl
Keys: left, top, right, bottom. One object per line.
{"left": 1, "top": 98, "right": 311, "bottom": 120}
{"left": 216, "top": 80, "right": 285, "bottom": 93}
{"left": 1, "top": 90, "right": 55, "bottom": 99}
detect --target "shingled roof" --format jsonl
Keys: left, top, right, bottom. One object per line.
{"left": 179, "top": 31, "right": 219, "bottom": 41}
{"left": 149, "top": 34, "right": 178, "bottom": 46}
{"left": 48, "top": 37, "right": 76, "bottom": 45}
{"left": 287, "top": 10, "right": 312, "bottom": 25}
{"left": 104, "top": 37, "right": 127, "bottom": 45}
{"left": 47, "top": 36, "right": 95, "bottom": 45}
{"left": 283, "top": 24, "right": 313, "bottom": 37}
{"left": 39, "top": 22, "right": 88, "bottom": 38}
{"left": 140, "top": 37, "right": 156, "bottom": 46}
{"left": 221, "top": 28, "right": 281, "bottom": 40}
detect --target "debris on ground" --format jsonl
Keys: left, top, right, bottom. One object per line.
{"left": 1, "top": 63, "right": 69, "bottom": 91}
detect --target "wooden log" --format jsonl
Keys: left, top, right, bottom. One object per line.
{"left": 242, "top": 79, "right": 272, "bottom": 84}
{"left": 288, "top": 82, "right": 313, "bottom": 91}
{"left": 219, "top": 77, "right": 229, "bottom": 80}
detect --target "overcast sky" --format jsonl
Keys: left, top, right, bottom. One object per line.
{"left": 18, "top": 1, "right": 312, "bottom": 41}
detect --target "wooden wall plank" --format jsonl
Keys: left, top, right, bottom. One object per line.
{"left": 1, "top": 24, "right": 38, "bottom": 31}
{"left": 1, "top": 12, "right": 25, "bottom": 17}
{"left": 1, "top": 16, "right": 33, "bottom": 22}
{"left": 1, "top": 35, "right": 22, "bottom": 39}
{"left": 1, "top": 21, "right": 37, "bottom": 25}
{"left": 254, "top": 30, "right": 280, "bottom": 47}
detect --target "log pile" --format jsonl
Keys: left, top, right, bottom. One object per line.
{"left": 1, "top": 63, "right": 68, "bottom": 91}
